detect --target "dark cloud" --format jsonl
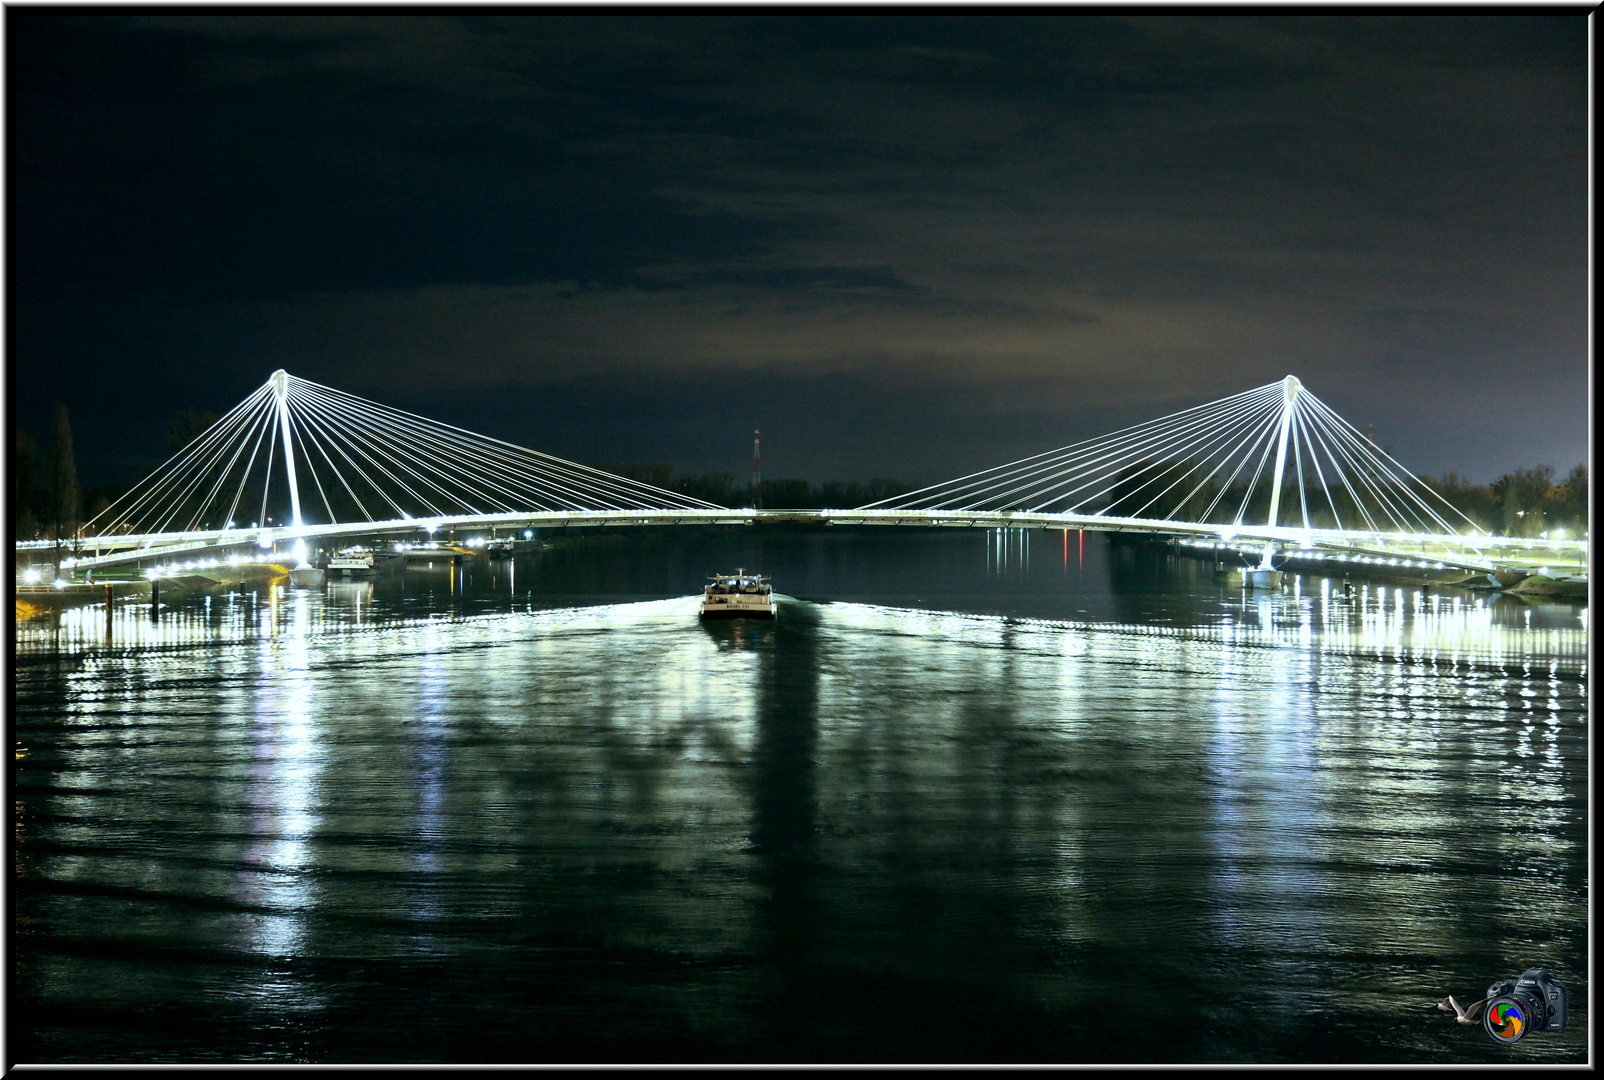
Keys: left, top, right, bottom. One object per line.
{"left": 8, "top": 14, "right": 1588, "bottom": 491}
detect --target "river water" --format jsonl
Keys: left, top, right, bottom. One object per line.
{"left": 10, "top": 528, "right": 1589, "bottom": 1063}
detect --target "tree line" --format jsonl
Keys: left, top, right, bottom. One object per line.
{"left": 595, "top": 463, "right": 911, "bottom": 510}
{"left": 13, "top": 406, "right": 219, "bottom": 543}
{"left": 14, "top": 405, "right": 89, "bottom": 543}
{"left": 1419, "top": 464, "right": 1587, "bottom": 538}
{"left": 1099, "top": 459, "right": 1587, "bottom": 538}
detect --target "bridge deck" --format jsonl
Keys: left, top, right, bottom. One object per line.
{"left": 19, "top": 509, "right": 1587, "bottom": 577}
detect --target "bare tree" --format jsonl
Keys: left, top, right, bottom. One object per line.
{"left": 47, "top": 402, "right": 81, "bottom": 542}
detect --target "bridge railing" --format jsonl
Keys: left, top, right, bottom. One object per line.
{"left": 19, "top": 506, "right": 1586, "bottom": 576}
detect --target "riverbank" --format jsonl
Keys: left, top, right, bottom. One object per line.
{"left": 13, "top": 563, "right": 293, "bottom": 617}
{"left": 1160, "top": 536, "right": 1587, "bottom": 599}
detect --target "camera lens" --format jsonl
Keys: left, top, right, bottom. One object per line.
{"left": 1484, "top": 995, "right": 1529, "bottom": 1043}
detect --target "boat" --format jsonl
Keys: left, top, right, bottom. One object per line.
{"left": 327, "top": 547, "right": 377, "bottom": 575}
{"left": 699, "top": 569, "right": 775, "bottom": 620}
{"left": 486, "top": 538, "right": 517, "bottom": 558}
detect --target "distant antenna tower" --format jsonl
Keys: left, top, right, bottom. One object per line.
{"left": 1367, "top": 423, "right": 1375, "bottom": 444}
{"left": 752, "top": 429, "right": 762, "bottom": 509}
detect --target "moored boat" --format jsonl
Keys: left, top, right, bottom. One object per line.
{"left": 327, "top": 547, "right": 377, "bottom": 575}
{"left": 699, "top": 569, "right": 775, "bottom": 620}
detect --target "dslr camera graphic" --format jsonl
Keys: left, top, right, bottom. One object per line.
{"left": 1482, "top": 969, "right": 1568, "bottom": 1044}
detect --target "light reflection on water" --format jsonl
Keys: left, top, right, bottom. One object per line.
{"left": 11, "top": 533, "right": 1588, "bottom": 1063}
{"left": 20, "top": 573, "right": 1589, "bottom": 675}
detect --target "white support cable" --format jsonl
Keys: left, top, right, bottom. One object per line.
{"left": 1292, "top": 404, "right": 1310, "bottom": 533}
{"left": 1300, "top": 393, "right": 1472, "bottom": 534}
{"left": 1313, "top": 399, "right": 1438, "bottom": 534}
{"left": 1045, "top": 395, "right": 1281, "bottom": 519}
{"left": 283, "top": 406, "right": 339, "bottom": 526}
{"left": 1137, "top": 395, "right": 1298, "bottom": 523}
{"left": 992, "top": 384, "right": 1282, "bottom": 512}
{"left": 862, "top": 376, "right": 1483, "bottom": 545}
{"left": 302, "top": 390, "right": 593, "bottom": 513}
{"left": 342, "top": 390, "right": 686, "bottom": 511}
{"left": 149, "top": 398, "right": 279, "bottom": 536}
{"left": 223, "top": 398, "right": 280, "bottom": 532}
{"left": 1232, "top": 404, "right": 1291, "bottom": 525}
{"left": 983, "top": 386, "right": 1286, "bottom": 510}
{"left": 182, "top": 397, "right": 280, "bottom": 533}
{"left": 1011, "top": 388, "right": 1282, "bottom": 513}
{"left": 1291, "top": 406, "right": 1342, "bottom": 532}
{"left": 864, "top": 382, "right": 1283, "bottom": 509}
{"left": 1292, "top": 399, "right": 1379, "bottom": 532}
{"left": 1074, "top": 391, "right": 1291, "bottom": 519}
{"left": 290, "top": 377, "right": 648, "bottom": 514}
{"left": 82, "top": 383, "right": 273, "bottom": 533}
{"left": 97, "top": 387, "right": 275, "bottom": 535}
{"left": 177, "top": 393, "right": 283, "bottom": 533}
{"left": 258, "top": 416, "right": 279, "bottom": 530}
{"left": 1304, "top": 405, "right": 1389, "bottom": 533}
{"left": 289, "top": 382, "right": 517, "bottom": 509}
{"left": 1198, "top": 402, "right": 1286, "bottom": 525}
{"left": 283, "top": 386, "right": 458, "bottom": 517}
{"left": 305, "top": 407, "right": 450, "bottom": 518}
{"left": 903, "top": 383, "right": 1283, "bottom": 512}
{"left": 289, "top": 379, "right": 675, "bottom": 513}
{"left": 290, "top": 379, "right": 578, "bottom": 515}
{"left": 289, "top": 375, "right": 722, "bottom": 510}
{"left": 280, "top": 390, "right": 379, "bottom": 521}
{"left": 280, "top": 387, "right": 416, "bottom": 519}
{"left": 1166, "top": 399, "right": 1293, "bottom": 522}
{"left": 1300, "top": 396, "right": 1431, "bottom": 533}
{"left": 1318, "top": 421, "right": 1385, "bottom": 533}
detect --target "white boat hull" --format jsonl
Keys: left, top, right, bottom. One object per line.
{"left": 700, "top": 569, "right": 776, "bottom": 619}
{"left": 699, "top": 595, "right": 776, "bottom": 619}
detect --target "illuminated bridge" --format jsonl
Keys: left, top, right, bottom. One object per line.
{"left": 17, "top": 371, "right": 1587, "bottom": 580}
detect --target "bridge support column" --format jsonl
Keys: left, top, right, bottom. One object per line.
{"left": 1266, "top": 375, "right": 1301, "bottom": 531}
{"left": 270, "top": 370, "right": 310, "bottom": 569}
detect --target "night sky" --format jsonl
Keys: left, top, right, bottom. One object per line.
{"left": 8, "top": 14, "right": 1590, "bottom": 496}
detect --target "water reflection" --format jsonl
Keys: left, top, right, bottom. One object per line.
{"left": 20, "top": 530, "right": 1586, "bottom": 676}
{"left": 10, "top": 533, "right": 1589, "bottom": 1063}
{"left": 240, "top": 628, "right": 323, "bottom": 966}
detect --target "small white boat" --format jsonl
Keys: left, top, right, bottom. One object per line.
{"left": 1244, "top": 567, "right": 1284, "bottom": 589}
{"left": 700, "top": 569, "right": 775, "bottom": 620}
{"left": 327, "top": 547, "right": 377, "bottom": 575}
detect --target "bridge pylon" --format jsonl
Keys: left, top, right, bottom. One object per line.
{"left": 270, "top": 369, "right": 311, "bottom": 568}
{"left": 1257, "top": 374, "right": 1303, "bottom": 572}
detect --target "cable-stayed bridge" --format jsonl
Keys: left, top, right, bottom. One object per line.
{"left": 18, "top": 371, "right": 1586, "bottom": 578}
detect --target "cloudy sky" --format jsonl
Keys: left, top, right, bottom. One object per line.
{"left": 9, "top": 14, "right": 1589, "bottom": 492}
